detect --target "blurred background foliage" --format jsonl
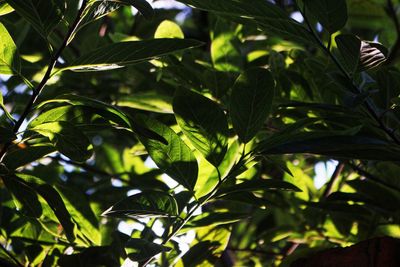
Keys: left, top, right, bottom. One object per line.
{"left": 0, "top": 0, "right": 400, "bottom": 266}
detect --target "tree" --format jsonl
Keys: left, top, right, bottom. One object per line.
{"left": 0, "top": 0, "right": 399, "bottom": 266}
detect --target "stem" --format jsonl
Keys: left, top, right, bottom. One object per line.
{"left": 140, "top": 157, "right": 248, "bottom": 266}
{"left": 0, "top": 0, "right": 88, "bottom": 162}
{"left": 322, "top": 162, "right": 345, "bottom": 198}
{"left": 298, "top": 1, "right": 400, "bottom": 145}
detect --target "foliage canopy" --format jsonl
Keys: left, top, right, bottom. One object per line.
{"left": 0, "top": 0, "right": 400, "bottom": 266}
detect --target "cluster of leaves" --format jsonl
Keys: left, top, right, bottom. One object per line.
{"left": 0, "top": 0, "right": 399, "bottom": 266}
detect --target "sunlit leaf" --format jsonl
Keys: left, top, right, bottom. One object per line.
{"left": 138, "top": 116, "right": 198, "bottom": 191}
{"left": 216, "top": 178, "right": 301, "bottom": 197}
{"left": 188, "top": 212, "right": 249, "bottom": 227}
{"left": 178, "top": 0, "right": 314, "bottom": 44}
{"left": 0, "top": 22, "right": 21, "bottom": 75}
{"left": 57, "top": 185, "right": 101, "bottom": 245}
{"left": 0, "top": 1, "right": 14, "bottom": 16}
{"left": 173, "top": 89, "right": 229, "bottom": 167}
{"left": 230, "top": 68, "right": 275, "bottom": 143}
{"left": 29, "top": 121, "right": 93, "bottom": 163}
{"left": 102, "top": 191, "right": 179, "bottom": 218}
{"left": 36, "top": 94, "right": 166, "bottom": 143}
{"left": 63, "top": 39, "right": 203, "bottom": 72}
{"left": 116, "top": 92, "right": 173, "bottom": 114}
{"left": 155, "top": 20, "right": 184, "bottom": 39}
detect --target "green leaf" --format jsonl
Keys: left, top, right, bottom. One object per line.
{"left": 0, "top": 22, "right": 21, "bottom": 75}
{"left": 5, "top": 0, "right": 65, "bottom": 38}
{"left": 0, "top": 126, "right": 16, "bottom": 144}
{"left": 259, "top": 133, "right": 400, "bottom": 160}
{"left": 211, "top": 18, "right": 242, "bottom": 72}
{"left": 125, "top": 238, "right": 171, "bottom": 262}
{"left": 116, "top": 0, "right": 154, "bottom": 19}
{"left": 16, "top": 173, "right": 76, "bottom": 242}
{"left": 63, "top": 39, "right": 203, "bottom": 72}
{"left": 116, "top": 92, "right": 173, "bottom": 114}
{"left": 138, "top": 116, "right": 198, "bottom": 191}
{"left": 36, "top": 94, "right": 166, "bottom": 143}
{"left": 102, "top": 191, "right": 179, "bottom": 218}
{"left": 335, "top": 34, "right": 361, "bottom": 75}
{"left": 2, "top": 174, "right": 42, "bottom": 218}
{"left": 2, "top": 144, "right": 56, "bottom": 170}
{"left": 173, "top": 89, "right": 229, "bottom": 167}
{"left": 56, "top": 185, "right": 101, "bottom": 245}
{"left": 29, "top": 121, "right": 93, "bottom": 163}
{"left": 305, "top": 0, "right": 348, "bottom": 33}
{"left": 230, "top": 68, "right": 275, "bottom": 143}
{"left": 155, "top": 20, "right": 184, "bottom": 39}
{"left": 188, "top": 212, "right": 249, "bottom": 227}
{"left": 30, "top": 105, "right": 108, "bottom": 129}
{"left": 216, "top": 179, "right": 301, "bottom": 197}
{"left": 177, "top": 0, "right": 314, "bottom": 44}
{"left": 0, "top": 1, "right": 14, "bottom": 16}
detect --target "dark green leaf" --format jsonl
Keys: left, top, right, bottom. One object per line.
{"left": 178, "top": 0, "right": 313, "bottom": 44}
{"left": 102, "top": 191, "right": 179, "bottom": 218}
{"left": 29, "top": 121, "right": 93, "bottom": 163}
{"left": 259, "top": 133, "right": 400, "bottom": 160}
{"left": 230, "top": 68, "right": 275, "bottom": 143}
{"left": 58, "top": 246, "right": 119, "bottom": 267}
{"left": 63, "top": 39, "right": 203, "bottom": 72}
{"left": 216, "top": 179, "right": 301, "bottom": 197}
{"left": 2, "top": 174, "right": 42, "bottom": 218}
{"left": 126, "top": 238, "right": 171, "bottom": 262}
{"left": 0, "top": 22, "right": 20, "bottom": 75}
{"left": 5, "top": 0, "right": 65, "bottom": 37}
{"left": 173, "top": 89, "right": 229, "bottom": 167}
{"left": 335, "top": 34, "right": 361, "bottom": 75}
{"left": 306, "top": 0, "right": 348, "bottom": 33}
{"left": 138, "top": 116, "right": 198, "bottom": 191}
{"left": 2, "top": 144, "right": 55, "bottom": 170}
{"left": 36, "top": 94, "right": 166, "bottom": 143}
{"left": 0, "top": 126, "right": 16, "bottom": 144}
{"left": 188, "top": 212, "right": 249, "bottom": 227}
{"left": 16, "top": 174, "right": 76, "bottom": 242}
{"left": 120, "top": 0, "right": 154, "bottom": 19}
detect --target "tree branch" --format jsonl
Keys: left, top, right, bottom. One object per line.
{"left": 0, "top": 0, "right": 89, "bottom": 162}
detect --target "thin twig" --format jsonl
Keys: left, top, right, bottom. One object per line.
{"left": 322, "top": 162, "right": 345, "bottom": 198}
{"left": 0, "top": 0, "right": 89, "bottom": 162}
